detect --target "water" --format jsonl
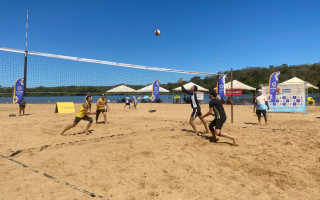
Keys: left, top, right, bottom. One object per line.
{"left": 1, "top": 93, "right": 319, "bottom": 105}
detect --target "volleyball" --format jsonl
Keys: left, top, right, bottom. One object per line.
{"left": 155, "top": 29, "right": 161, "bottom": 36}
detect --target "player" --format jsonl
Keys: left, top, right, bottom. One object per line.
{"left": 179, "top": 78, "right": 209, "bottom": 136}
{"left": 201, "top": 91, "right": 238, "bottom": 146}
{"left": 61, "top": 95, "right": 96, "bottom": 135}
{"left": 96, "top": 93, "right": 109, "bottom": 124}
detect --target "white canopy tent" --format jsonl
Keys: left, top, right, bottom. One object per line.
{"left": 173, "top": 82, "right": 209, "bottom": 92}
{"left": 106, "top": 85, "right": 137, "bottom": 93}
{"left": 214, "top": 80, "right": 256, "bottom": 90}
{"left": 137, "top": 84, "right": 169, "bottom": 93}
{"left": 278, "top": 77, "right": 319, "bottom": 90}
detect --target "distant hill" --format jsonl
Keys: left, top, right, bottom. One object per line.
{"left": 177, "top": 62, "right": 320, "bottom": 92}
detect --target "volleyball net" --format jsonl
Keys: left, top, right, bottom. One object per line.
{"left": 0, "top": 47, "right": 218, "bottom": 98}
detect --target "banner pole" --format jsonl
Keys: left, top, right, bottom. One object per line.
{"left": 231, "top": 68, "right": 233, "bottom": 123}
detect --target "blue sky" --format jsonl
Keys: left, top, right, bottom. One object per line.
{"left": 1, "top": 0, "right": 320, "bottom": 87}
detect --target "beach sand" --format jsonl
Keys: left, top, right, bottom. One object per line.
{"left": 0, "top": 103, "right": 319, "bottom": 200}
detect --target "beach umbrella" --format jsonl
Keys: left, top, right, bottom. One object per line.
{"left": 137, "top": 96, "right": 143, "bottom": 100}
{"left": 173, "top": 95, "right": 181, "bottom": 99}
{"left": 143, "top": 95, "right": 149, "bottom": 99}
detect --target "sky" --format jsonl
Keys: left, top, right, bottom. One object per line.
{"left": 1, "top": 0, "right": 320, "bottom": 86}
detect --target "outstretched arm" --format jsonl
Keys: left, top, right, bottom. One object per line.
{"left": 179, "top": 78, "right": 193, "bottom": 95}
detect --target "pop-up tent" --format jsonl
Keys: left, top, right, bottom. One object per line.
{"left": 214, "top": 80, "right": 255, "bottom": 91}
{"left": 278, "top": 77, "right": 319, "bottom": 90}
{"left": 173, "top": 82, "right": 209, "bottom": 92}
{"left": 137, "top": 84, "right": 169, "bottom": 93}
{"left": 106, "top": 85, "right": 137, "bottom": 93}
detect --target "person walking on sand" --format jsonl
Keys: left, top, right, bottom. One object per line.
{"left": 255, "top": 89, "right": 269, "bottom": 125}
{"left": 61, "top": 95, "right": 96, "bottom": 135}
{"left": 201, "top": 91, "right": 238, "bottom": 146}
{"left": 131, "top": 93, "right": 137, "bottom": 109}
{"left": 179, "top": 78, "right": 209, "bottom": 136}
{"left": 124, "top": 95, "right": 131, "bottom": 109}
{"left": 96, "top": 93, "right": 109, "bottom": 124}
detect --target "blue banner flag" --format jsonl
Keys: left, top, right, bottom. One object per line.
{"left": 268, "top": 72, "right": 280, "bottom": 102}
{"left": 218, "top": 75, "right": 225, "bottom": 100}
{"left": 151, "top": 80, "right": 160, "bottom": 102}
{"left": 13, "top": 78, "right": 24, "bottom": 103}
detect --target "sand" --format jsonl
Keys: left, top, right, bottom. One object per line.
{"left": 0, "top": 103, "right": 319, "bottom": 200}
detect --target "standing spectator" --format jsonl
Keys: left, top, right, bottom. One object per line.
{"left": 124, "top": 95, "right": 131, "bottom": 109}
{"left": 251, "top": 94, "right": 257, "bottom": 112}
{"left": 19, "top": 97, "right": 27, "bottom": 116}
{"left": 255, "top": 90, "right": 269, "bottom": 125}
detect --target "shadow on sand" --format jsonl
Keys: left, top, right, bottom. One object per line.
{"left": 181, "top": 129, "right": 234, "bottom": 146}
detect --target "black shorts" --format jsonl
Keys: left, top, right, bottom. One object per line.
{"left": 126, "top": 103, "right": 130, "bottom": 105}
{"left": 209, "top": 118, "right": 226, "bottom": 130}
{"left": 256, "top": 110, "right": 267, "bottom": 116}
{"left": 191, "top": 107, "right": 202, "bottom": 118}
{"left": 74, "top": 115, "right": 92, "bottom": 124}
{"left": 96, "top": 109, "right": 107, "bottom": 115}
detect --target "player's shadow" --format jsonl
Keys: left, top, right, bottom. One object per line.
{"left": 73, "top": 129, "right": 94, "bottom": 135}
{"left": 96, "top": 121, "right": 105, "bottom": 124}
{"left": 181, "top": 129, "right": 235, "bottom": 146}
{"left": 316, "top": 117, "right": 320, "bottom": 119}
{"left": 198, "top": 135, "right": 234, "bottom": 146}
{"left": 244, "top": 122, "right": 259, "bottom": 125}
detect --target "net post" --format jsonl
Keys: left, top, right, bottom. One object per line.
{"left": 231, "top": 68, "right": 233, "bottom": 123}
{"left": 23, "top": 51, "right": 28, "bottom": 96}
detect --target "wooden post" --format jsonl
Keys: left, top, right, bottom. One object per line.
{"left": 231, "top": 68, "right": 233, "bottom": 123}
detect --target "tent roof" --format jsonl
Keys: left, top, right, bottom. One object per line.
{"left": 279, "top": 77, "right": 319, "bottom": 90}
{"left": 214, "top": 80, "right": 256, "bottom": 90}
{"left": 173, "top": 82, "right": 209, "bottom": 92}
{"left": 106, "top": 85, "right": 137, "bottom": 93}
{"left": 136, "top": 84, "right": 169, "bottom": 93}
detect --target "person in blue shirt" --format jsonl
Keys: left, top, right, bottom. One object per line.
{"left": 255, "top": 89, "right": 269, "bottom": 125}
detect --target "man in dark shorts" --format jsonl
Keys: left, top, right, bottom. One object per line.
{"left": 179, "top": 78, "right": 209, "bottom": 136}
{"left": 19, "top": 97, "right": 26, "bottom": 116}
{"left": 96, "top": 93, "right": 109, "bottom": 124}
{"left": 255, "top": 89, "right": 269, "bottom": 125}
{"left": 61, "top": 95, "right": 96, "bottom": 135}
{"left": 250, "top": 94, "right": 257, "bottom": 113}
{"left": 201, "top": 91, "right": 238, "bottom": 145}
{"left": 124, "top": 95, "right": 131, "bottom": 109}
